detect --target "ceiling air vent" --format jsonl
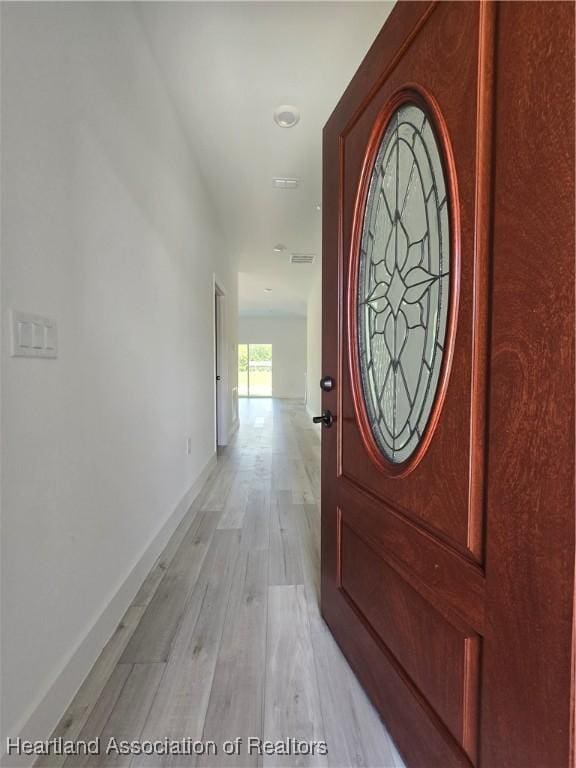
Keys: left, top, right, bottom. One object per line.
{"left": 290, "top": 253, "right": 316, "bottom": 265}
{"left": 272, "top": 177, "right": 300, "bottom": 189}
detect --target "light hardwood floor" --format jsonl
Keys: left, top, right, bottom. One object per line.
{"left": 40, "top": 399, "right": 404, "bottom": 768}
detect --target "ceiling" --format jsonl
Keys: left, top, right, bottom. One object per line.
{"left": 138, "top": 1, "right": 394, "bottom": 316}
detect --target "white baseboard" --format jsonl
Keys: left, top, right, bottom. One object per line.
{"left": 3, "top": 451, "right": 217, "bottom": 768}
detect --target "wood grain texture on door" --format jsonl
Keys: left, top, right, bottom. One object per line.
{"left": 321, "top": 2, "right": 575, "bottom": 767}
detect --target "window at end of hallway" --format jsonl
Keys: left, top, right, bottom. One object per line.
{"left": 238, "top": 343, "right": 272, "bottom": 397}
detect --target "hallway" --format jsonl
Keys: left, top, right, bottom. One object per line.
{"left": 44, "top": 400, "right": 403, "bottom": 768}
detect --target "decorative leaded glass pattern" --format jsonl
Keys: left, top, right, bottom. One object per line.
{"left": 357, "top": 103, "right": 450, "bottom": 464}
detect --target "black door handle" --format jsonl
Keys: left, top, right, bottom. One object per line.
{"left": 312, "top": 410, "right": 334, "bottom": 428}
{"left": 320, "top": 376, "right": 334, "bottom": 392}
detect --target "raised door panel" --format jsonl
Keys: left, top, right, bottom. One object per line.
{"left": 341, "top": 522, "right": 479, "bottom": 758}
{"left": 339, "top": 1, "right": 490, "bottom": 560}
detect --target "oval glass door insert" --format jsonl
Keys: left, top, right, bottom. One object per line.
{"left": 357, "top": 102, "right": 450, "bottom": 464}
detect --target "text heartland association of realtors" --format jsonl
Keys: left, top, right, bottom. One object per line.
{"left": 5, "top": 737, "right": 329, "bottom": 757}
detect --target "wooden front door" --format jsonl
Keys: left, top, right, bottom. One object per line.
{"left": 320, "top": 2, "right": 575, "bottom": 767}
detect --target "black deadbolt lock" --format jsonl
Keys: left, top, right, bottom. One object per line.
{"left": 319, "top": 375, "right": 335, "bottom": 392}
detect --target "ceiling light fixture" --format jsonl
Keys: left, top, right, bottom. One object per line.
{"left": 264, "top": 288, "right": 273, "bottom": 293}
{"left": 316, "top": 204, "right": 321, "bottom": 211}
{"left": 273, "top": 244, "right": 287, "bottom": 253}
{"left": 273, "top": 105, "right": 300, "bottom": 128}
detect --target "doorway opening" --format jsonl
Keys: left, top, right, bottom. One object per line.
{"left": 214, "top": 279, "right": 228, "bottom": 447}
{"left": 238, "top": 343, "right": 273, "bottom": 397}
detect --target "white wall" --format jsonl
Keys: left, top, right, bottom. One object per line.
{"left": 0, "top": 2, "right": 237, "bottom": 750}
{"left": 239, "top": 315, "right": 306, "bottom": 399}
{"left": 306, "top": 270, "right": 322, "bottom": 419}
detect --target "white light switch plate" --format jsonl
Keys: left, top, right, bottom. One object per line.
{"left": 10, "top": 310, "right": 58, "bottom": 358}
